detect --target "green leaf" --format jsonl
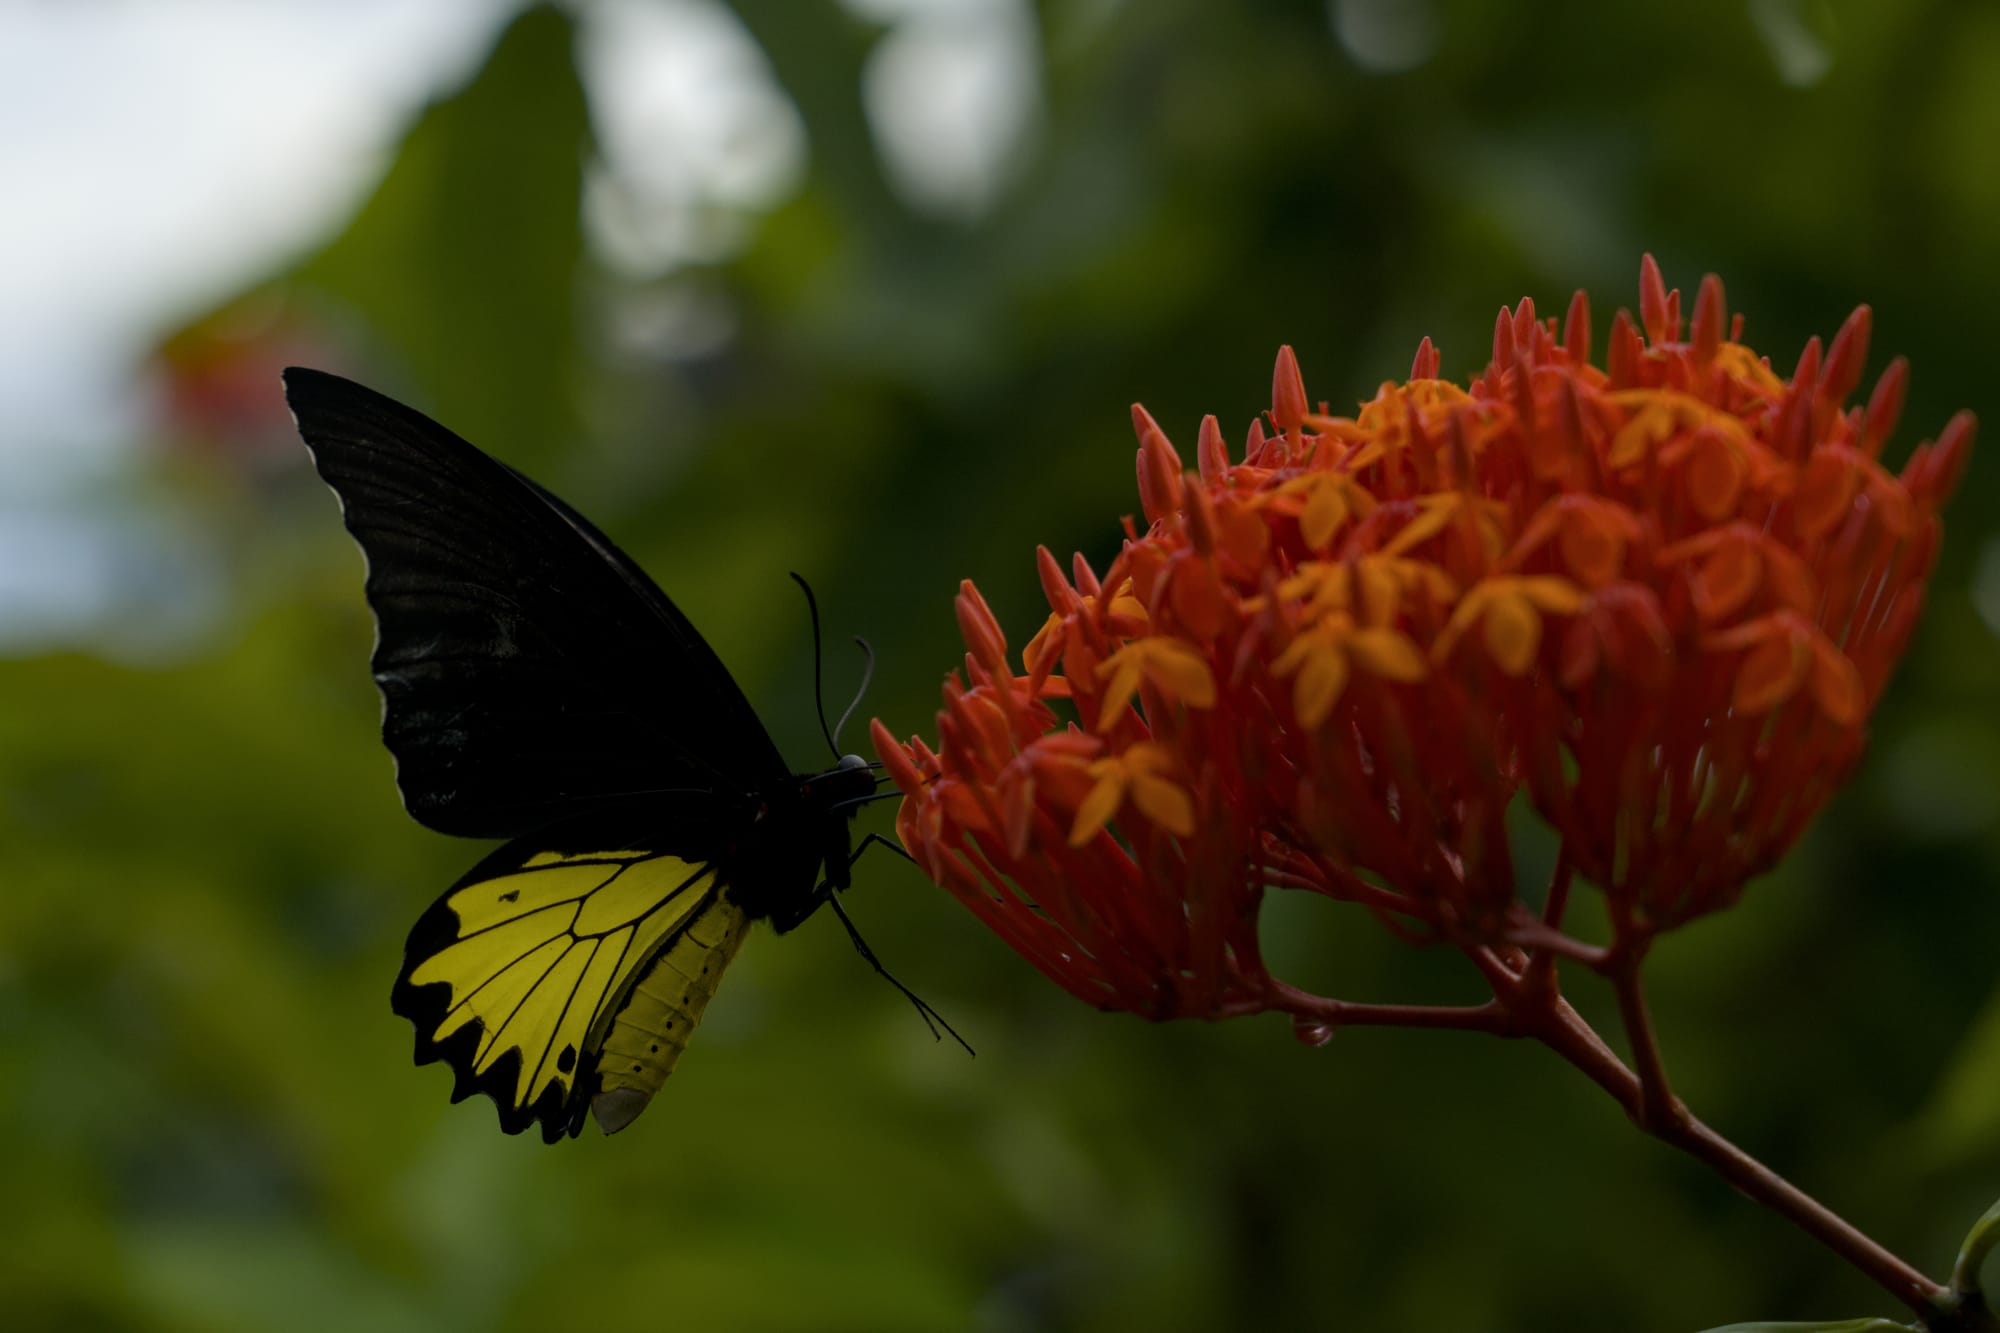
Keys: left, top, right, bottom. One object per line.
{"left": 1955, "top": 1196, "right": 2000, "bottom": 1294}
{"left": 292, "top": 4, "right": 592, "bottom": 476}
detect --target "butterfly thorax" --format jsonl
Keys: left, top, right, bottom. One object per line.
{"left": 722, "top": 753, "right": 877, "bottom": 931}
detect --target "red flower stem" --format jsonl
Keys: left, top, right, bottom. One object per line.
{"left": 1521, "top": 850, "right": 1582, "bottom": 991}
{"left": 1541, "top": 848, "right": 1575, "bottom": 932}
{"left": 1263, "top": 868, "right": 1428, "bottom": 922}
{"left": 1265, "top": 847, "right": 1440, "bottom": 927}
{"left": 1268, "top": 980, "right": 1511, "bottom": 1034}
{"left": 1465, "top": 942, "right": 1525, "bottom": 993}
{"left": 1606, "top": 939, "right": 1678, "bottom": 1130}
{"left": 1504, "top": 917, "right": 1608, "bottom": 969}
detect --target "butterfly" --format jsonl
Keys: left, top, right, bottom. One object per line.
{"left": 283, "top": 368, "right": 926, "bottom": 1143}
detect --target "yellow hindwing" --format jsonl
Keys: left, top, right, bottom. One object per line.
{"left": 393, "top": 846, "right": 749, "bottom": 1141}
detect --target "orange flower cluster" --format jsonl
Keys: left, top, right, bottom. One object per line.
{"left": 873, "top": 258, "right": 1974, "bottom": 1019}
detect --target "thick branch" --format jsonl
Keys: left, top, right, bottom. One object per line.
{"left": 1268, "top": 957, "right": 1957, "bottom": 1324}
{"left": 1528, "top": 995, "right": 1950, "bottom": 1322}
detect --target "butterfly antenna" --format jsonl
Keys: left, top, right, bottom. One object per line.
{"left": 831, "top": 636, "right": 875, "bottom": 752}
{"left": 826, "top": 893, "right": 974, "bottom": 1056}
{"left": 790, "top": 572, "right": 839, "bottom": 760}
{"left": 830, "top": 789, "right": 904, "bottom": 814}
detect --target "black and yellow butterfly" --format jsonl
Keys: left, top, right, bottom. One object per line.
{"left": 284, "top": 368, "right": 904, "bottom": 1143}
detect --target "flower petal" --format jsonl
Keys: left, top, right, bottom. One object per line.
{"left": 1130, "top": 774, "right": 1197, "bottom": 838}
{"left": 1483, "top": 592, "right": 1543, "bottom": 675}
{"left": 1293, "top": 648, "right": 1350, "bottom": 726}
{"left": 1121, "top": 742, "right": 1175, "bottom": 778}
{"left": 1559, "top": 505, "right": 1627, "bottom": 586}
{"left": 1383, "top": 494, "right": 1459, "bottom": 555}
{"left": 1732, "top": 626, "right": 1811, "bottom": 714}
{"left": 1095, "top": 658, "right": 1145, "bottom": 720}
{"left": 1517, "top": 576, "right": 1587, "bottom": 614}
{"left": 1271, "top": 629, "right": 1319, "bottom": 677}
{"left": 1795, "top": 446, "right": 1861, "bottom": 539}
{"left": 1356, "top": 560, "right": 1402, "bottom": 626}
{"left": 1608, "top": 401, "right": 1674, "bottom": 468}
{"left": 1345, "top": 628, "right": 1427, "bottom": 682}
{"left": 1300, "top": 479, "right": 1350, "bottom": 551}
{"left": 1690, "top": 540, "right": 1761, "bottom": 622}
{"left": 1145, "top": 639, "right": 1219, "bottom": 708}
{"left": 1168, "top": 559, "right": 1231, "bottom": 639}
{"left": 1068, "top": 773, "right": 1125, "bottom": 846}
{"left": 1686, "top": 429, "right": 1744, "bottom": 520}
{"left": 1808, "top": 637, "right": 1865, "bottom": 726}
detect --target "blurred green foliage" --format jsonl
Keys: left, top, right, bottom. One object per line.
{"left": 5, "top": 2, "right": 2000, "bottom": 1330}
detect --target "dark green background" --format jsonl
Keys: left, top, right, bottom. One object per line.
{"left": 5, "top": 3, "right": 2000, "bottom": 1330}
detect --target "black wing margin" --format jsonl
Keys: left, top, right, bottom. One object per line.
{"left": 284, "top": 368, "right": 787, "bottom": 838}
{"left": 392, "top": 813, "right": 750, "bottom": 1141}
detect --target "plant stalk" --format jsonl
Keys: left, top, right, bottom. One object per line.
{"left": 1268, "top": 962, "right": 1978, "bottom": 1328}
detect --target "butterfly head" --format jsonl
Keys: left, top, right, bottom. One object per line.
{"left": 815, "top": 752, "right": 879, "bottom": 814}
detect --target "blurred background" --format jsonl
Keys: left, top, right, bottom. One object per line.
{"left": 4, "top": 1, "right": 2000, "bottom": 1329}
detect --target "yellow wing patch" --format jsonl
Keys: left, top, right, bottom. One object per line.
{"left": 392, "top": 844, "right": 748, "bottom": 1142}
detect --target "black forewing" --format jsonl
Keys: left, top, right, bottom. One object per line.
{"left": 284, "top": 368, "right": 787, "bottom": 838}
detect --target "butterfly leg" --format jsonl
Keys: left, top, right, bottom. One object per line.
{"left": 823, "top": 892, "right": 975, "bottom": 1056}
{"left": 851, "top": 831, "right": 916, "bottom": 867}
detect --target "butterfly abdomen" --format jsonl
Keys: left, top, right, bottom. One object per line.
{"left": 588, "top": 893, "right": 752, "bottom": 1134}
